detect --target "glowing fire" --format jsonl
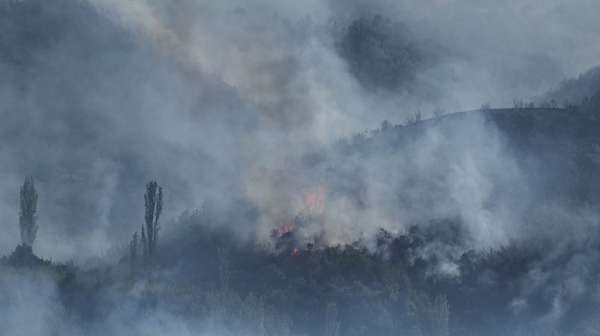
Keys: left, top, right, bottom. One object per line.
{"left": 276, "top": 221, "right": 295, "bottom": 237}
{"left": 272, "top": 185, "right": 326, "bottom": 254}
{"left": 303, "top": 184, "right": 325, "bottom": 213}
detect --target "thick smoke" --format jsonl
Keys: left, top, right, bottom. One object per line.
{"left": 3, "top": 1, "right": 600, "bottom": 335}
{"left": 0, "top": 0, "right": 599, "bottom": 263}
{"left": 0, "top": 267, "right": 276, "bottom": 336}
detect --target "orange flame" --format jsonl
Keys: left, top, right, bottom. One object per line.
{"left": 303, "top": 184, "right": 325, "bottom": 213}
{"left": 276, "top": 221, "right": 295, "bottom": 237}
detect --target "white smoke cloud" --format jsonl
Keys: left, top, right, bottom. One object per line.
{"left": 1, "top": 0, "right": 599, "bottom": 261}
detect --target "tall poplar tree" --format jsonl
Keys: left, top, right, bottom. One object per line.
{"left": 19, "top": 176, "right": 38, "bottom": 247}
{"left": 142, "top": 181, "right": 162, "bottom": 268}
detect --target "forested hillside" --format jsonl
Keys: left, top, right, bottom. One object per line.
{"left": 3, "top": 0, "right": 600, "bottom": 335}
{"left": 5, "top": 108, "right": 600, "bottom": 336}
{"left": 540, "top": 66, "right": 600, "bottom": 115}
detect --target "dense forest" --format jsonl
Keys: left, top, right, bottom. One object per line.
{"left": 3, "top": 0, "right": 600, "bottom": 335}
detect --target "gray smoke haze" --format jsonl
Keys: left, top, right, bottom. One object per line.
{"left": 1, "top": 0, "right": 600, "bottom": 264}
{"left": 6, "top": 1, "right": 600, "bottom": 335}
{"left": 0, "top": 267, "right": 275, "bottom": 336}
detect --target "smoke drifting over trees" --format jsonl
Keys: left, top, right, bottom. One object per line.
{"left": 3, "top": 0, "right": 600, "bottom": 335}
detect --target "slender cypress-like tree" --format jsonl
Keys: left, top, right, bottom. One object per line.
{"left": 128, "top": 231, "right": 139, "bottom": 277}
{"left": 19, "top": 176, "right": 38, "bottom": 247}
{"left": 130, "top": 231, "right": 138, "bottom": 261}
{"left": 141, "top": 181, "right": 162, "bottom": 268}
{"left": 141, "top": 225, "right": 148, "bottom": 268}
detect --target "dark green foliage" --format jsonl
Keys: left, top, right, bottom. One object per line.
{"left": 1, "top": 244, "right": 50, "bottom": 268}
{"left": 19, "top": 176, "right": 38, "bottom": 247}
{"left": 159, "top": 214, "right": 454, "bottom": 336}
{"left": 3, "top": 210, "right": 600, "bottom": 336}
{"left": 142, "top": 181, "right": 163, "bottom": 269}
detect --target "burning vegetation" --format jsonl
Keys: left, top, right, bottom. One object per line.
{"left": 4, "top": 0, "right": 600, "bottom": 335}
{"left": 271, "top": 185, "right": 326, "bottom": 255}
{"left": 275, "top": 221, "right": 296, "bottom": 237}
{"left": 303, "top": 184, "right": 325, "bottom": 214}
